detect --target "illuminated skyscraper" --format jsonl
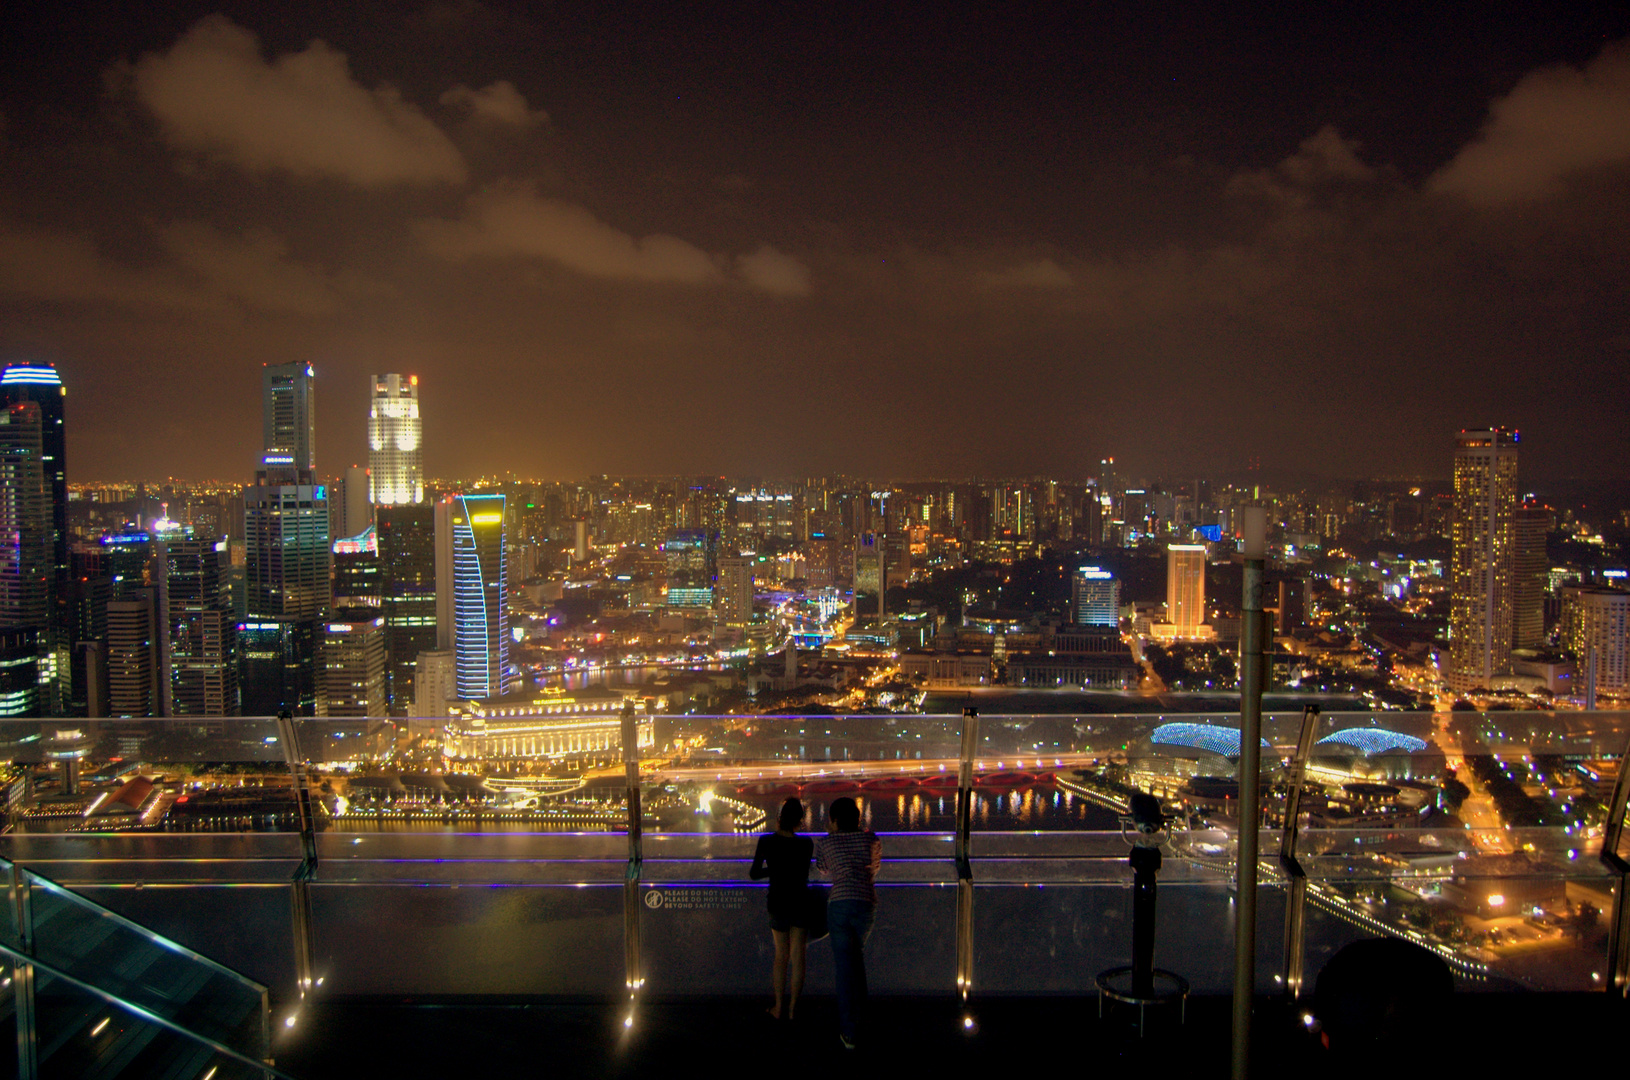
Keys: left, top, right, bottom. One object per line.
{"left": 378, "top": 504, "right": 438, "bottom": 713}
{"left": 1167, "top": 545, "right": 1206, "bottom": 631}
{"left": 664, "top": 529, "right": 716, "bottom": 608}
{"left": 717, "top": 555, "right": 754, "bottom": 626}
{"left": 166, "top": 535, "right": 238, "bottom": 716}
{"left": 0, "top": 403, "right": 49, "bottom": 634}
{"left": 1448, "top": 429, "right": 1519, "bottom": 693}
{"left": 369, "top": 374, "right": 422, "bottom": 506}
{"left": 1560, "top": 587, "right": 1630, "bottom": 695}
{"left": 1513, "top": 503, "right": 1550, "bottom": 650}
{"left": 1, "top": 365, "right": 68, "bottom": 712}
{"left": 242, "top": 363, "right": 328, "bottom": 715}
{"left": 262, "top": 362, "right": 315, "bottom": 471}
{"left": 435, "top": 494, "right": 510, "bottom": 701}
{"left": 1072, "top": 566, "right": 1119, "bottom": 627}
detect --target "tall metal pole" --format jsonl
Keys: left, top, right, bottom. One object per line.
{"left": 1231, "top": 506, "right": 1267, "bottom": 1080}
{"left": 955, "top": 705, "right": 978, "bottom": 1009}
{"left": 621, "top": 703, "right": 644, "bottom": 1026}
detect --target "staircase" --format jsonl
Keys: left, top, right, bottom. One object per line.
{"left": 0, "top": 856, "right": 290, "bottom": 1078}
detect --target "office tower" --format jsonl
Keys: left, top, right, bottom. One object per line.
{"left": 67, "top": 548, "right": 111, "bottom": 716}
{"left": 238, "top": 618, "right": 317, "bottom": 717}
{"left": 1560, "top": 587, "right": 1630, "bottom": 694}
{"left": 377, "top": 504, "right": 437, "bottom": 713}
{"left": 664, "top": 528, "right": 716, "bottom": 608}
{"left": 0, "top": 627, "right": 39, "bottom": 717}
{"left": 331, "top": 464, "right": 373, "bottom": 540}
{"left": 1072, "top": 567, "right": 1119, "bottom": 627}
{"left": 435, "top": 494, "right": 510, "bottom": 701}
{"left": 261, "top": 362, "right": 315, "bottom": 471}
{"left": 1448, "top": 429, "right": 1519, "bottom": 693}
{"left": 717, "top": 555, "right": 755, "bottom": 626}
{"left": 107, "top": 590, "right": 160, "bottom": 717}
{"left": 1, "top": 365, "right": 68, "bottom": 712}
{"left": 0, "top": 403, "right": 49, "bottom": 631}
{"left": 242, "top": 362, "right": 329, "bottom": 715}
{"left": 166, "top": 536, "right": 238, "bottom": 716}
{"left": 318, "top": 615, "right": 386, "bottom": 717}
{"left": 368, "top": 374, "right": 422, "bottom": 506}
{"left": 1165, "top": 544, "right": 1207, "bottom": 636}
{"left": 1513, "top": 503, "right": 1550, "bottom": 650}
{"left": 412, "top": 648, "right": 456, "bottom": 722}
{"left": 333, "top": 527, "right": 381, "bottom": 612}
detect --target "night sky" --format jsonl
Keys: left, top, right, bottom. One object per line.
{"left": 2, "top": 3, "right": 1628, "bottom": 484}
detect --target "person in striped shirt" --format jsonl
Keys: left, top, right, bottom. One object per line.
{"left": 813, "top": 797, "right": 881, "bottom": 1050}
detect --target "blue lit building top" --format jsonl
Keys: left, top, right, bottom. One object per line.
{"left": 1149, "top": 722, "right": 1270, "bottom": 758}
{"left": 0, "top": 365, "right": 63, "bottom": 387}
{"left": 1316, "top": 728, "right": 1429, "bottom": 755}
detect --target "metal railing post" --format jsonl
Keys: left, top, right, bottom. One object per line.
{"left": 12, "top": 868, "right": 35, "bottom": 1080}
{"left": 955, "top": 705, "right": 978, "bottom": 1015}
{"left": 621, "top": 703, "right": 643, "bottom": 1027}
{"left": 1232, "top": 507, "right": 1267, "bottom": 1080}
{"left": 1279, "top": 705, "right": 1320, "bottom": 1001}
{"left": 1599, "top": 719, "right": 1630, "bottom": 996}
{"left": 275, "top": 712, "right": 319, "bottom": 1012}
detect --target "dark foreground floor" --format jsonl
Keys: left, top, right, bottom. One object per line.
{"left": 270, "top": 990, "right": 1623, "bottom": 1078}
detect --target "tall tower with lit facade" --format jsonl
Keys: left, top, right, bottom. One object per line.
{"left": 1072, "top": 566, "right": 1119, "bottom": 627}
{"left": 0, "top": 365, "right": 67, "bottom": 712}
{"left": 1165, "top": 544, "right": 1207, "bottom": 635}
{"left": 369, "top": 374, "right": 422, "bottom": 506}
{"left": 1448, "top": 428, "right": 1519, "bottom": 693}
{"left": 166, "top": 535, "right": 238, "bottom": 716}
{"left": 0, "top": 401, "right": 49, "bottom": 715}
{"left": 435, "top": 494, "right": 509, "bottom": 701}
{"left": 242, "top": 362, "right": 329, "bottom": 715}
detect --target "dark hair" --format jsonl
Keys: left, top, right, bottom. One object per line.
{"left": 829, "top": 797, "right": 861, "bottom": 831}
{"left": 778, "top": 798, "right": 804, "bottom": 831}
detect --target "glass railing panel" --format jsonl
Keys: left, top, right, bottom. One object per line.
{"left": 970, "top": 879, "right": 1286, "bottom": 995}
{"left": 308, "top": 882, "right": 626, "bottom": 996}
{"left": 639, "top": 881, "right": 957, "bottom": 996}
{"left": 24, "top": 873, "right": 268, "bottom": 1061}
{"left": 27, "top": 961, "right": 275, "bottom": 1079}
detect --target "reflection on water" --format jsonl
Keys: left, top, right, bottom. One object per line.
{"left": 738, "top": 787, "right": 1120, "bottom": 832}
{"left": 548, "top": 664, "right": 725, "bottom": 690}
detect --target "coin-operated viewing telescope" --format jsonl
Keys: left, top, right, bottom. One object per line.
{"left": 1095, "top": 790, "right": 1188, "bottom": 1035}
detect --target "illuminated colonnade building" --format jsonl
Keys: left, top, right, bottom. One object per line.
{"left": 435, "top": 493, "right": 511, "bottom": 701}
{"left": 442, "top": 686, "right": 654, "bottom": 763}
{"left": 368, "top": 374, "right": 422, "bottom": 506}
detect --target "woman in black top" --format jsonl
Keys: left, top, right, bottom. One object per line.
{"left": 749, "top": 798, "right": 814, "bottom": 1020}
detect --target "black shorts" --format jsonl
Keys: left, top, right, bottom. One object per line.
{"left": 768, "top": 896, "right": 808, "bottom": 933}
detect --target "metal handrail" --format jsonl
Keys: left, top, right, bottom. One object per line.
{"left": 2, "top": 855, "right": 269, "bottom": 1000}
{"left": 0, "top": 940, "right": 293, "bottom": 1078}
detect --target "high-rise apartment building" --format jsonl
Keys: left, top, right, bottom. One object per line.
{"left": 166, "top": 536, "right": 238, "bottom": 716}
{"left": 369, "top": 374, "right": 423, "bottom": 506}
{"left": 412, "top": 648, "right": 456, "bottom": 724}
{"left": 717, "top": 555, "right": 754, "bottom": 626}
{"left": 1072, "top": 567, "right": 1119, "bottom": 627}
{"left": 1560, "top": 587, "right": 1630, "bottom": 695}
{"left": 435, "top": 494, "right": 510, "bottom": 701}
{"left": 1513, "top": 503, "right": 1551, "bottom": 650}
{"left": 1, "top": 365, "right": 68, "bottom": 712}
{"left": 378, "top": 504, "right": 437, "bottom": 713}
{"left": 1448, "top": 429, "right": 1519, "bottom": 693}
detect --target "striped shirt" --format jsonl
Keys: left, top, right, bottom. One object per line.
{"left": 814, "top": 830, "right": 882, "bottom": 905}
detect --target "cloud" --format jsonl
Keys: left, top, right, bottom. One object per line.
{"left": 129, "top": 15, "right": 467, "bottom": 186}
{"left": 978, "top": 258, "right": 1074, "bottom": 290}
{"left": 735, "top": 245, "right": 811, "bottom": 296}
{"left": 417, "top": 185, "right": 721, "bottom": 284}
{"left": 1431, "top": 40, "right": 1630, "bottom": 206}
{"left": 157, "top": 222, "right": 339, "bottom": 315}
{"left": 441, "top": 80, "right": 548, "bottom": 127}
{"left": 0, "top": 219, "right": 211, "bottom": 312}
{"left": 418, "top": 185, "right": 811, "bottom": 294}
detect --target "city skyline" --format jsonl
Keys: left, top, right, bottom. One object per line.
{"left": 1, "top": 6, "right": 1628, "bottom": 482}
